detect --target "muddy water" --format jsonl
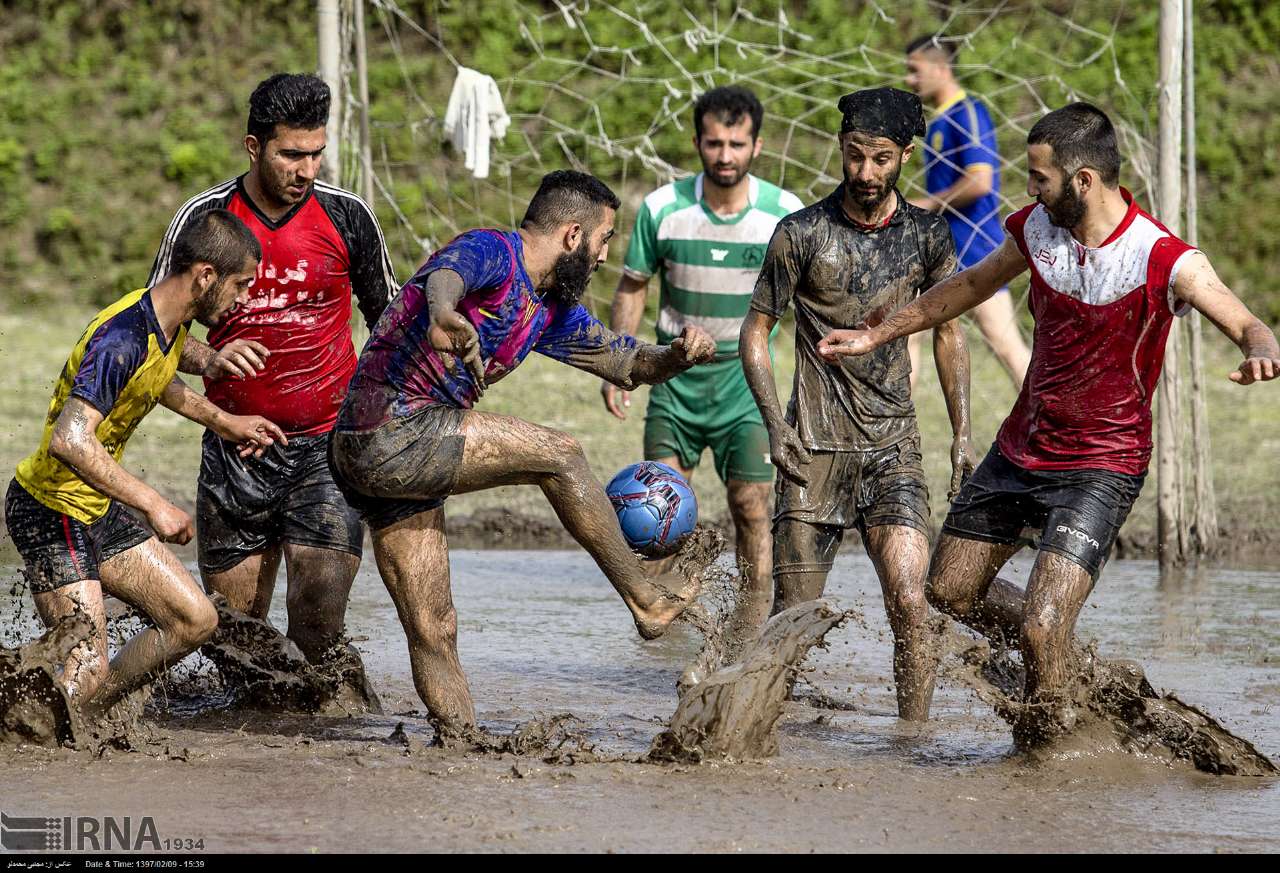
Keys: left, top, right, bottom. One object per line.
{"left": 1, "top": 550, "right": 1277, "bottom": 853}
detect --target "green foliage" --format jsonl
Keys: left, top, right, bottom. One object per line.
{"left": 0, "top": 0, "right": 1276, "bottom": 322}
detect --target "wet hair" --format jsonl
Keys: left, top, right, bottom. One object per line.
{"left": 693, "top": 85, "right": 765, "bottom": 140}
{"left": 905, "top": 33, "right": 959, "bottom": 62}
{"left": 169, "top": 209, "right": 262, "bottom": 277}
{"left": 1028, "top": 101, "right": 1122, "bottom": 188}
{"left": 521, "top": 170, "right": 621, "bottom": 234}
{"left": 247, "top": 73, "right": 331, "bottom": 145}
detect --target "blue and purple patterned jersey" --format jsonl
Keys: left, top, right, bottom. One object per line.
{"left": 339, "top": 229, "right": 639, "bottom": 431}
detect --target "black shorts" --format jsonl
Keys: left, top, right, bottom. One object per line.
{"left": 329, "top": 405, "right": 467, "bottom": 531}
{"left": 4, "top": 479, "right": 152, "bottom": 594}
{"left": 197, "top": 430, "right": 364, "bottom": 574}
{"left": 942, "top": 446, "right": 1145, "bottom": 579}
{"left": 773, "top": 432, "right": 931, "bottom": 574}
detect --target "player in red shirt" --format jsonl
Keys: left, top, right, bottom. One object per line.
{"left": 817, "top": 103, "right": 1280, "bottom": 742}
{"left": 148, "top": 74, "right": 398, "bottom": 672}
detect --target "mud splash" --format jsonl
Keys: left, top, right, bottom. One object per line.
{"left": 402, "top": 713, "right": 605, "bottom": 764}
{"left": 0, "top": 614, "right": 86, "bottom": 747}
{"left": 938, "top": 621, "right": 1278, "bottom": 776}
{"left": 649, "top": 600, "right": 853, "bottom": 763}
{"left": 0, "top": 614, "right": 154, "bottom": 752}
{"left": 197, "top": 595, "right": 383, "bottom": 717}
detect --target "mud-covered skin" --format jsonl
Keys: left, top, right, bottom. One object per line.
{"left": 744, "top": 184, "right": 963, "bottom": 720}
{"left": 750, "top": 186, "right": 958, "bottom": 451}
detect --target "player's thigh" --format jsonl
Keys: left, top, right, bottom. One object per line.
{"left": 643, "top": 415, "right": 700, "bottom": 481}
{"left": 453, "top": 410, "right": 587, "bottom": 492}
{"left": 714, "top": 417, "right": 773, "bottom": 490}
{"left": 1037, "top": 469, "right": 1143, "bottom": 581}
{"left": 98, "top": 537, "right": 213, "bottom": 634}
{"left": 926, "top": 533, "right": 1020, "bottom": 613}
{"left": 201, "top": 546, "right": 282, "bottom": 617}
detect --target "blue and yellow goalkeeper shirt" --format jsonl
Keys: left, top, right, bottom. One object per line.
{"left": 15, "top": 288, "right": 188, "bottom": 523}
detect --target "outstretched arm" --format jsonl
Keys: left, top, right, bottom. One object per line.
{"left": 932, "top": 318, "right": 976, "bottom": 497}
{"left": 159, "top": 376, "right": 287, "bottom": 458}
{"left": 1173, "top": 252, "right": 1280, "bottom": 385}
{"left": 741, "top": 309, "right": 810, "bottom": 485}
{"left": 818, "top": 236, "right": 1028, "bottom": 360}
{"left": 47, "top": 398, "right": 193, "bottom": 544}
{"left": 621, "top": 326, "right": 715, "bottom": 386}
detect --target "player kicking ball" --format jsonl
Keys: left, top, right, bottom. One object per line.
{"left": 4, "top": 209, "right": 286, "bottom": 725}
{"left": 330, "top": 170, "right": 721, "bottom": 733}
{"left": 818, "top": 103, "right": 1280, "bottom": 741}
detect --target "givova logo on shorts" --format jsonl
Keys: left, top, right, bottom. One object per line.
{"left": 1055, "top": 525, "right": 1101, "bottom": 550}
{"left": 1, "top": 811, "right": 164, "bottom": 851}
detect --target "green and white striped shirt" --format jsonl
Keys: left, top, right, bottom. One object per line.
{"left": 622, "top": 173, "right": 803, "bottom": 357}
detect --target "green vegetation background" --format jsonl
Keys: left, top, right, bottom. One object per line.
{"left": 0, "top": 0, "right": 1276, "bottom": 545}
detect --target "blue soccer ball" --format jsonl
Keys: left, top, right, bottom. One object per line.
{"left": 606, "top": 461, "right": 698, "bottom": 559}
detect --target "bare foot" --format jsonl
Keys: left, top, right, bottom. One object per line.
{"left": 632, "top": 527, "right": 724, "bottom": 640}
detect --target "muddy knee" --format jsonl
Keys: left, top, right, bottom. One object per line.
{"left": 888, "top": 584, "right": 930, "bottom": 632}
{"left": 1019, "top": 607, "right": 1062, "bottom": 662}
{"left": 169, "top": 597, "right": 219, "bottom": 649}
{"left": 546, "top": 431, "right": 588, "bottom": 474}
{"left": 407, "top": 606, "right": 460, "bottom": 657}
{"left": 925, "top": 569, "right": 976, "bottom": 618}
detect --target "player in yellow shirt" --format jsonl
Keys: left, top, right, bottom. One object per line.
{"left": 5, "top": 209, "right": 286, "bottom": 719}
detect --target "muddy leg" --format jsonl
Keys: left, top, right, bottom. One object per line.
{"left": 1020, "top": 551, "right": 1094, "bottom": 716}
{"left": 370, "top": 507, "right": 475, "bottom": 730}
{"left": 452, "top": 411, "right": 707, "bottom": 639}
{"left": 772, "top": 518, "right": 842, "bottom": 613}
{"left": 723, "top": 479, "right": 774, "bottom": 642}
{"left": 89, "top": 539, "right": 219, "bottom": 715}
{"left": 925, "top": 533, "right": 1024, "bottom": 646}
{"left": 202, "top": 546, "right": 282, "bottom": 619}
{"left": 282, "top": 544, "right": 359, "bottom": 661}
{"left": 864, "top": 524, "right": 935, "bottom": 721}
{"left": 31, "top": 581, "right": 109, "bottom": 700}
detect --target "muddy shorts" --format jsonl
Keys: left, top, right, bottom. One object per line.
{"left": 4, "top": 479, "right": 152, "bottom": 593}
{"left": 773, "top": 432, "right": 930, "bottom": 574}
{"left": 329, "top": 405, "right": 467, "bottom": 531}
{"left": 197, "top": 430, "right": 363, "bottom": 574}
{"left": 644, "top": 359, "right": 773, "bottom": 483}
{"left": 942, "top": 445, "right": 1145, "bottom": 579}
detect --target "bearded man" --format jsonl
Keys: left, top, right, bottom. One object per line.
{"left": 329, "top": 170, "right": 720, "bottom": 731}
{"left": 740, "top": 88, "right": 975, "bottom": 720}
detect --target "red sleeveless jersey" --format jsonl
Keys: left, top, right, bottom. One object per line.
{"left": 997, "top": 190, "right": 1197, "bottom": 475}
{"left": 149, "top": 177, "right": 397, "bottom": 436}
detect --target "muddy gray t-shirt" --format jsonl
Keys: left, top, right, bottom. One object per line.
{"left": 751, "top": 186, "right": 958, "bottom": 451}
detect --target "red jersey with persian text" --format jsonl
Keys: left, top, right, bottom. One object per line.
{"left": 998, "top": 191, "right": 1197, "bottom": 475}
{"left": 149, "top": 176, "right": 397, "bottom": 436}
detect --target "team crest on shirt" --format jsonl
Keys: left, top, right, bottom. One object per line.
{"left": 931, "top": 131, "right": 943, "bottom": 151}
{"left": 743, "top": 245, "right": 765, "bottom": 267}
